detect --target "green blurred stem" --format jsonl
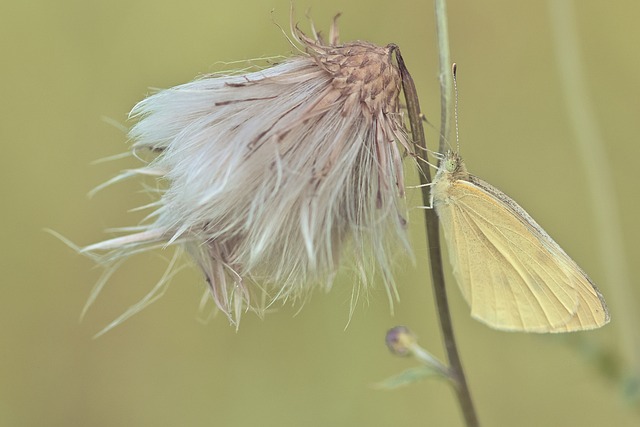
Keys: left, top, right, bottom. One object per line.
{"left": 395, "top": 1, "right": 479, "bottom": 425}
{"left": 548, "top": 0, "right": 639, "bottom": 380}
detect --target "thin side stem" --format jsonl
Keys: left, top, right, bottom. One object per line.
{"left": 394, "top": 2, "right": 479, "bottom": 423}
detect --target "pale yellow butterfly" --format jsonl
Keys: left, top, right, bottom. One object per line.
{"left": 430, "top": 150, "right": 610, "bottom": 332}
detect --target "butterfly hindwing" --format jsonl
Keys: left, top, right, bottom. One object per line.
{"left": 436, "top": 177, "right": 607, "bottom": 332}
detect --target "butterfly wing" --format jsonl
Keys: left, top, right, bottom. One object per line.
{"left": 435, "top": 176, "right": 609, "bottom": 332}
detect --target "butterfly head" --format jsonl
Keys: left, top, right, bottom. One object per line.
{"left": 441, "top": 150, "right": 466, "bottom": 176}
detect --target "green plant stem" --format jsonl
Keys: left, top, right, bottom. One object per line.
{"left": 432, "top": 0, "right": 479, "bottom": 425}
{"left": 435, "top": 0, "right": 453, "bottom": 154}
{"left": 394, "top": 0, "right": 479, "bottom": 423}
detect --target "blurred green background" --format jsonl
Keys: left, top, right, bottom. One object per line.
{"left": 2, "top": 0, "right": 639, "bottom": 426}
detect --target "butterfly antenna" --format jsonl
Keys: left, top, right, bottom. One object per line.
{"left": 452, "top": 63, "right": 460, "bottom": 153}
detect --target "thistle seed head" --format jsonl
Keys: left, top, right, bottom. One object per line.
{"left": 84, "top": 17, "right": 413, "bottom": 327}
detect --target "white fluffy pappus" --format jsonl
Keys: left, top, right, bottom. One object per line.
{"left": 84, "top": 20, "right": 414, "bottom": 327}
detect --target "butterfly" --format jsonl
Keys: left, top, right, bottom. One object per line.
{"left": 430, "top": 149, "right": 609, "bottom": 332}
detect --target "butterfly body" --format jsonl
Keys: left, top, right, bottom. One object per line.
{"left": 430, "top": 150, "right": 609, "bottom": 332}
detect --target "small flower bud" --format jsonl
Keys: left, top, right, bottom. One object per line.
{"left": 385, "top": 326, "right": 417, "bottom": 357}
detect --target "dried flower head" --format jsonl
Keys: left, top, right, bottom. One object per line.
{"left": 85, "top": 17, "right": 413, "bottom": 326}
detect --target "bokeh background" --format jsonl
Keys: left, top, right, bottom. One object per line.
{"left": 2, "top": 1, "right": 639, "bottom": 426}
